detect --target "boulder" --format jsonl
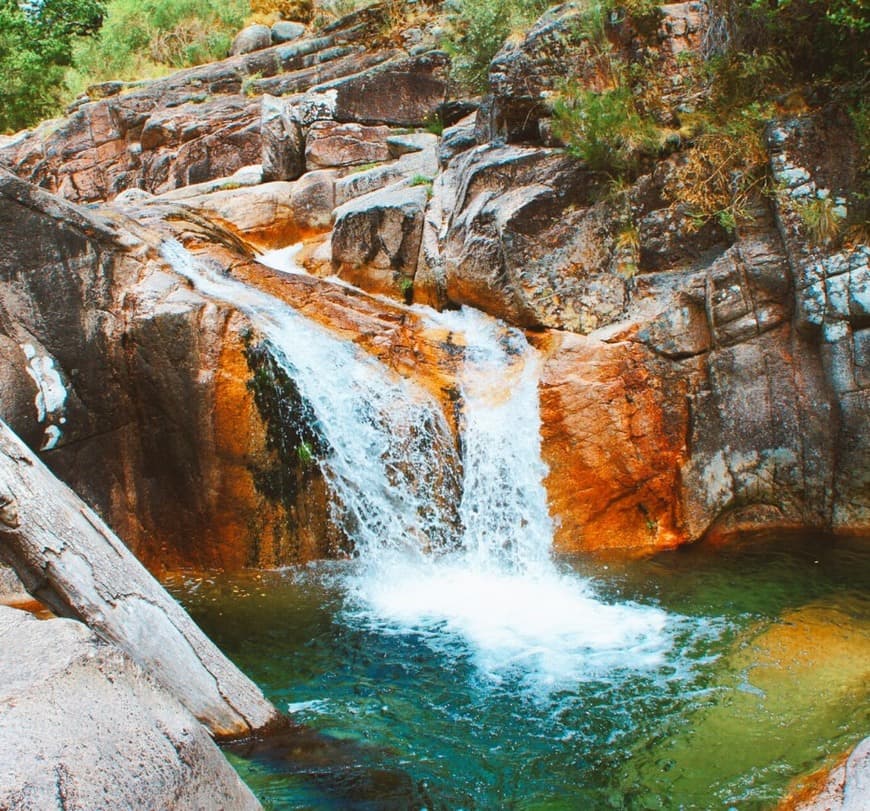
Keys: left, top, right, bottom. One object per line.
{"left": 231, "top": 24, "right": 272, "bottom": 56}
{"left": 162, "top": 181, "right": 299, "bottom": 247}
{"left": 305, "top": 121, "right": 392, "bottom": 168}
{"left": 314, "top": 51, "right": 450, "bottom": 126}
{"left": 261, "top": 93, "right": 305, "bottom": 182}
{"left": 331, "top": 183, "right": 429, "bottom": 299}
{"left": 272, "top": 20, "right": 306, "bottom": 43}
{"left": 289, "top": 168, "right": 337, "bottom": 233}
{"left": 0, "top": 606, "right": 261, "bottom": 810}
{"left": 0, "top": 419, "right": 282, "bottom": 738}
{"left": 0, "top": 173, "right": 339, "bottom": 570}
{"left": 437, "top": 143, "right": 616, "bottom": 329}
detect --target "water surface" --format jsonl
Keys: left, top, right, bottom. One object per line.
{"left": 168, "top": 533, "right": 869, "bottom": 811}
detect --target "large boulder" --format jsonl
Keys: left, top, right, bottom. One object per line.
{"left": 0, "top": 606, "right": 261, "bottom": 810}
{"left": 305, "top": 121, "right": 392, "bottom": 168}
{"left": 231, "top": 24, "right": 276, "bottom": 56}
{"left": 332, "top": 183, "right": 429, "bottom": 299}
{"left": 0, "top": 173, "right": 339, "bottom": 569}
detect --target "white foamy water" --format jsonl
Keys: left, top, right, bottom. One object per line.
{"left": 343, "top": 307, "right": 676, "bottom": 693}
{"left": 161, "top": 240, "right": 459, "bottom": 553}
{"left": 257, "top": 243, "right": 303, "bottom": 274}
{"left": 162, "top": 241, "right": 679, "bottom": 694}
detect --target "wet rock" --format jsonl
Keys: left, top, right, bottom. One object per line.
{"left": 0, "top": 606, "right": 261, "bottom": 810}
{"left": 332, "top": 183, "right": 429, "bottom": 299}
{"left": 231, "top": 24, "right": 273, "bottom": 55}
{"left": 786, "top": 736, "right": 870, "bottom": 811}
{"left": 0, "top": 173, "right": 337, "bottom": 569}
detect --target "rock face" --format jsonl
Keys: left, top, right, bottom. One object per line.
{"left": 0, "top": 606, "right": 261, "bottom": 810}
{"left": 0, "top": 172, "right": 341, "bottom": 569}
{"left": 0, "top": 1, "right": 866, "bottom": 561}
{"left": 0, "top": 418, "right": 282, "bottom": 738}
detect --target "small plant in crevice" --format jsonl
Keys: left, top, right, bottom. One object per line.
{"left": 423, "top": 113, "right": 444, "bottom": 136}
{"left": 795, "top": 196, "right": 845, "bottom": 248}
{"left": 397, "top": 274, "right": 414, "bottom": 303}
{"left": 241, "top": 70, "right": 264, "bottom": 96}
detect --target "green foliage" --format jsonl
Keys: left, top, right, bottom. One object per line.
{"left": 0, "top": 0, "right": 104, "bottom": 131}
{"left": 552, "top": 84, "right": 661, "bottom": 175}
{"left": 71, "top": 0, "right": 246, "bottom": 86}
{"left": 397, "top": 274, "right": 414, "bottom": 303}
{"left": 796, "top": 196, "right": 844, "bottom": 247}
{"left": 443, "top": 0, "right": 549, "bottom": 91}
{"left": 707, "top": 0, "right": 868, "bottom": 77}
{"left": 423, "top": 113, "right": 444, "bottom": 135}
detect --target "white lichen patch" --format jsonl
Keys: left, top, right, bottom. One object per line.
{"left": 40, "top": 425, "right": 62, "bottom": 451}
{"left": 21, "top": 344, "right": 67, "bottom": 450}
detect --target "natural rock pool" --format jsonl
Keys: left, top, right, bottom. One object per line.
{"left": 168, "top": 533, "right": 869, "bottom": 810}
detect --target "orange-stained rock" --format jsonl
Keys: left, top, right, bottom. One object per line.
{"left": 539, "top": 327, "right": 690, "bottom": 552}
{"left": 228, "top": 255, "right": 464, "bottom": 435}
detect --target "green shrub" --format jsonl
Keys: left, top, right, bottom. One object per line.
{"left": 0, "top": 0, "right": 104, "bottom": 131}
{"left": 71, "top": 0, "right": 246, "bottom": 86}
{"left": 552, "top": 84, "right": 661, "bottom": 175}
{"left": 443, "top": 0, "right": 550, "bottom": 91}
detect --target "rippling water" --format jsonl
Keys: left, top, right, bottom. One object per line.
{"left": 168, "top": 533, "right": 870, "bottom": 811}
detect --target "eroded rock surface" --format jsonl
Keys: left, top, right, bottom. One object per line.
{"left": 0, "top": 606, "right": 261, "bottom": 810}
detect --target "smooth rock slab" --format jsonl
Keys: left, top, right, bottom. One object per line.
{"left": 0, "top": 606, "right": 261, "bottom": 811}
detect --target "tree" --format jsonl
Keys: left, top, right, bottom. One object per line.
{"left": 0, "top": 0, "right": 104, "bottom": 133}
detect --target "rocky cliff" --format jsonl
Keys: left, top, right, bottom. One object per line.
{"left": 0, "top": 0, "right": 866, "bottom": 570}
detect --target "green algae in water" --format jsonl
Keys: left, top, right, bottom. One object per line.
{"left": 167, "top": 535, "right": 869, "bottom": 810}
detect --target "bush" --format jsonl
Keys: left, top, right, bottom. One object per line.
{"left": 70, "top": 0, "right": 247, "bottom": 86}
{"left": 552, "top": 84, "right": 662, "bottom": 175}
{"left": 443, "top": 0, "right": 549, "bottom": 91}
{"left": 0, "top": 0, "right": 104, "bottom": 132}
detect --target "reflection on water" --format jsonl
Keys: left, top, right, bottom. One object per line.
{"left": 168, "top": 533, "right": 870, "bottom": 811}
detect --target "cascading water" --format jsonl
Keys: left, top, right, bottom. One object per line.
{"left": 163, "top": 239, "right": 676, "bottom": 694}
{"left": 349, "top": 306, "right": 673, "bottom": 692}
{"left": 160, "top": 240, "right": 460, "bottom": 556}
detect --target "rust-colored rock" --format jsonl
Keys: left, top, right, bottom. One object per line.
{"left": 539, "top": 328, "right": 689, "bottom": 552}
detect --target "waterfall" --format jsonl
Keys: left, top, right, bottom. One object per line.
{"left": 162, "top": 240, "right": 675, "bottom": 694}
{"left": 160, "top": 240, "right": 460, "bottom": 556}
